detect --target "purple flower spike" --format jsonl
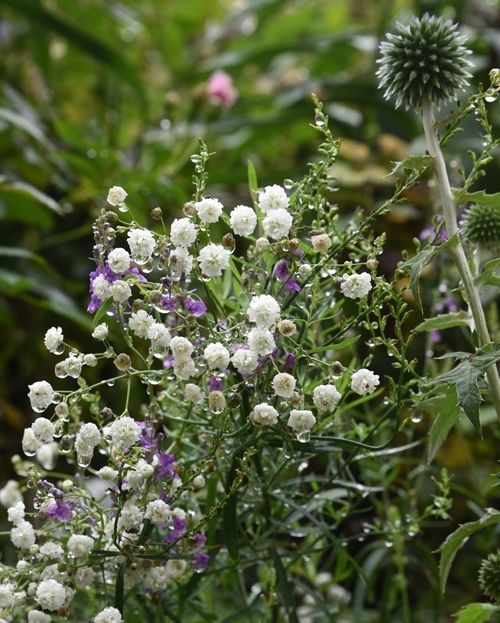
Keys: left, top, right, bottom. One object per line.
{"left": 284, "top": 353, "right": 295, "bottom": 369}
{"left": 184, "top": 298, "right": 207, "bottom": 317}
{"left": 46, "top": 500, "right": 73, "bottom": 522}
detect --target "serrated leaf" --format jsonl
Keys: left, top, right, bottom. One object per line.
{"left": 454, "top": 603, "right": 499, "bottom": 623}
{"left": 477, "top": 258, "right": 500, "bottom": 287}
{"left": 433, "top": 347, "right": 500, "bottom": 433}
{"left": 414, "top": 311, "right": 471, "bottom": 333}
{"left": 398, "top": 244, "right": 439, "bottom": 311}
{"left": 390, "top": 154, "right": 434, "bottom": 176}
{"left": 453, "top": 189, "right": 500, "bottom": 209}
{"left": 440, "top": 509, "right": 500, "bottom": 594}
{"left": 419, "top": 386, "right": 461, "bottom": 463}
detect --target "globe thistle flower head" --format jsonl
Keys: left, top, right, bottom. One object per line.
{"left": 479, "top": 551, "right": 500, "bottom": 603}
{"left": 376, "top": 13, "right": 472, "bottom": 110}
{"left": 461, "top": 203, "right": 500, "bottom": 246}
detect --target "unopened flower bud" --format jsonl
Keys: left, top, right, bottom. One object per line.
{"left": 222, "top": 233, "right": 236, "bottom": 251}
{"left": 114, "top": 354, "right": 131, "bottom": 371}
{"left": 331, "top": 361, "right": 346, "bottom": 377}
{"left": 366, "top": 258, "right": 379, "bottom": 271}
{"left": 255, "top": 237, "right": 270, "bottom": 252}
{"left": 151, "top": 207, "right": 163, "bottom": 220}
{"left": 55, "top": 403, "right": 69, "bottom": 419}
{"left": 208, "top": 391, "right": 226, "bottom": 414}
{"left": 183, "top": 202, "right": 197, "bottom": 217}
{"left": 278, "top": 319, "right": 297, "bottom": 337}
{"left": 193, "top": 475, "right": 205, "bottom": 489}
{"left": 298, "top": 263, "right": 313, "bottom": 279}
{"left": 311, "top": 233, "right": 332, "bottom": 255}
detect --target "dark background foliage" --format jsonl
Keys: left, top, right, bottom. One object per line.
{"left": 0, "top": 0, "right": 499, "bottom": 617}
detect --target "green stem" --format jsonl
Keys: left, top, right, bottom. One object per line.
{"left": 422, "top": 99, "right": 500, "bottom": 422}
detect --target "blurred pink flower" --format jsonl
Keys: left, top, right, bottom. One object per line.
{"left": 206, "top": 70, "right": 238, "bottom": 108}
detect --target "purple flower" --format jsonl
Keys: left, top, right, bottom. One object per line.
{"left": 163, "top": 356, "right": 174, "bottom": 369}
{"left": 284, "top": 277, "right": 301, "bottom": 293}
{"left": 274, "top": 260, "right": 290, "bottom": 282}
{"left": 162, "top": 295, "right": 179, "bottom": 311}
{"left": 125, "top": 267, "right": 146, "bottom": 282}
{"left": 184, "top": 298, "right": 207, "bottom": 317}
{"left": 194, "top": 552, "right": 210, "bottom": 571}
{"left": 163, "top": 515, "right": 187, "bottom": 543}
{"left": 284, "top": 353, "right": 295, "bottom": 369}
{"left": 419, "top": 226, "right": 447, "bottom": 243}
{"left": 138, "top": 422, "right": 157, "bottom": 450}
{"left": 87, "top": 293, "right": 102, "bottom": 313}
{"left": 430, "top": 330, "right": 441, "bottom": 344}
{"left": 208, "top": 376, "right": 224, "bottom": 392}
{"left": 46, "top": 500, "right": 73, "bottom": 522}
{"left": 156, "top": 452, "right": 176, "bottom": 480}
{"left": 191, "top": 533, "right": 207, "bottom": 548}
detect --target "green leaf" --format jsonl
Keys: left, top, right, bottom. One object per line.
{"left": 92, "top": 299, "right": 112, "bottom": 328}
{"left": 114, "top": 563, "right": 124, "bottom": 613}
{"left": 439, "top": 508, "right": 500, "bottom": 594}
{"left": 3, "top": 0, "right": 145, "bottom": 99}
{"left": 0, "top": 108, "right": 54, "bottom": 150}
{"left": 398, "top": 245, "right": 438, "bottom": 311}
{"left": 454, "top": 603, "right": 500, "bottom": 623}
{"left": 477, "top": 257, "right": 500, "bottom": 287}
{"left": 247, "top": 159, "right": 258, "bottom": 198}
{"left": 434, "top": 347, "right": 500, "bottom": 433}
{"left": 309, "top": 334, "right": 360, "bottom": 353}
{"left": 419, "top": 387, "right": 461, "bottom": 463}
{"left": 453, "top": 189, "right": 500, "bottom": 209}
{"left": 414, "top": 311, "right": 471, "bottom": 333}
{"left": 272, "top": 548, "right": 300, "bottom": 623}
{"left": 0, "top": 178, "right": 64, "bottom": 215}
{"left": 390, "top": 154, "right": 434, "bottom": 176}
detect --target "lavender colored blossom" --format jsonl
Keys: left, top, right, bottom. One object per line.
{"left": 284, "top": 277, "right": 301, "bottom": 293}
{"left": 208, "top": 376, "right": 224, "bottom": 392}
{"left": 162, "top": 295, "right": 179, "bottom": 311}
{"left": 184, "top": 298, "right": 207, "bottom": 317}
{"left": 273, "top": 260, "right": 290, "bottom": 282}
{"left": 194, "top": 552, "right": 210, "bottom": 571}
{"left": 46, "top": 500, "right": 73, "bottom": 522}
{"left": 156, "top": 452, "right": 176, "bottom": 480}
{"left": 430, "top": 330, "right": 441, "bottom": 344}
{"left": 284, "top": 353, "right": 295, "bottom": 369}
{"left": 164, "top": 515, "right": 188, "bottom": 543}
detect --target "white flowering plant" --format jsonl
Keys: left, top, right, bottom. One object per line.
{"left": 0, "top": 89, "right": 497, "bottom": 622}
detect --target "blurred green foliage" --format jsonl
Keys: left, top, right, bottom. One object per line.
{"left": 0, "top": 0, "right": 500, "bottom": 618}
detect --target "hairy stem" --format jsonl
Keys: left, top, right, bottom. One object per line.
{"left": 422, "top": 99, "right": 500, "bottom": 421}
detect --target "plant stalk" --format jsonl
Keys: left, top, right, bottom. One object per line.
{"left": 422, "top": 99, "right": 500, "bottom": 421}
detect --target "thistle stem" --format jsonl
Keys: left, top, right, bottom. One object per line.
{"left": 422, "top": 99, "right": 500, "bottom": 422}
